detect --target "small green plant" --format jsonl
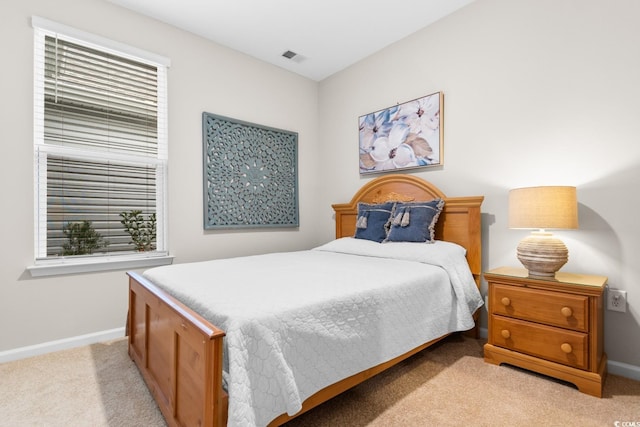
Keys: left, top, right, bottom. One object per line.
{"left": 120, "top": 210, "right": 156, "bottom": 252}
{"left": 62, "top": 220, "right": 107, "bottom": 256}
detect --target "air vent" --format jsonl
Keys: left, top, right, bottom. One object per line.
{"left": 281, "top": 50, "right": 306, "bottom": 64}
{"left": 282, "top": 50, "right": 298, "bottom": 59}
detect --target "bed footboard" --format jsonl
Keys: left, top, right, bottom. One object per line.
{"left": 128, "top": 272, "right": 227, "bottom": 427}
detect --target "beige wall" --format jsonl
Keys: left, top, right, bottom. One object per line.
{"left": 318, "top": 0, "right": 640, "bottom": 369}
{"left": 0, "top": 0, "right": 320, "bottom": 351}
{"left": 2, "top": 0, "right": 639, "bottom": 373}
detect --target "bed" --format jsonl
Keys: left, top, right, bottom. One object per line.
{"left": 127, "top": 174, "right": 484, "bottom": 427}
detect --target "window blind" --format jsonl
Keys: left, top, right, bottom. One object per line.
{"left": 43, "top": 36, "right": 159, "bottom": 156}
{"left": 33, "top": 21, "right": 168, "bottom": 260}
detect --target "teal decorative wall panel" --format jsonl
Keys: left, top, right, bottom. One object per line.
{"left": 202, "top": 112, "right": 299, "bottom": 229}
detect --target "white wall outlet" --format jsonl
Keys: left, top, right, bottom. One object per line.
{"left": 607, "top": 288, "right": 627, "bottom": 313}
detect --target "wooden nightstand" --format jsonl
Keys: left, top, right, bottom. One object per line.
{"left": 483, "top": 266, "right": 607, "bottom": 397}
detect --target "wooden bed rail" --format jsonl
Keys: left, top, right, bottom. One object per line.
{"left": 128, "top": 272, "right": 228, "bottom": 427}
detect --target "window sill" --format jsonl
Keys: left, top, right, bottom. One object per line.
{"left": 27, "top": 253, "right": 174, "bottom": 277}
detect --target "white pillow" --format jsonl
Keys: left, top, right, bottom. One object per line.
{"left": 312, "top": 237, "right": 467, "bottom": 266}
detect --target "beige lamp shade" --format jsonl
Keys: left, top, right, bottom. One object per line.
{"left": 508, "top": 186, "right": 578, "bottom": 278}
{"left": 509, "top": 186, "right": 578, "bottom": 230}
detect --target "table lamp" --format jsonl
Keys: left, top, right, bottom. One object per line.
{"left": 509, "top": 186, "right": 578, "bottom": 278}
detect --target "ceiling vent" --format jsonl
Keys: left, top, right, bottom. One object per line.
{"left": 282, "top": 50, "right": 298, "bottom": 59}
{"left": 281, "top": 50, "right": 306, "bottom": 64}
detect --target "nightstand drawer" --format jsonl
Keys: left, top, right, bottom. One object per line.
{"left": 491, "top": 316, "right": 588, "bottom": 370}
{"left": 491, "top": 284, "right": 588, "bottom": 332}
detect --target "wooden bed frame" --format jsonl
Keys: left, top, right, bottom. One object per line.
{"left": 127, "top": 174, "right": 483, "bottom": 427}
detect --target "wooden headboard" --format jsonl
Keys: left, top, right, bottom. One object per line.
{"left": 332, "top": 174, "right": 484, "bottom": 285}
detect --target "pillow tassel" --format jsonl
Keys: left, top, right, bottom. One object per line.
{"left": 401, "top": 209, "right": 411, "bottom": 227}
{"left": 356, "top": 214, "right": 368, "bottom": 229}
{"left": 392, "top": 211, "right": 404, "bottom": 226}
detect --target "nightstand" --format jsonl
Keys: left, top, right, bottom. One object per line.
{"left": 483, "top": 266, "right": 607, "bottom": 397}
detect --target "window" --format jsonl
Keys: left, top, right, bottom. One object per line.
{"left": 30, "top": 17, "right": 172, "bottom": 276}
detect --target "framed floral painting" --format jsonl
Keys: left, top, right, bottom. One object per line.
{"left": 358, "top": 91, "right": 443, "bottom": 174}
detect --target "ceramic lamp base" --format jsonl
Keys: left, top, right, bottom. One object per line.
{"left": 516, "top": 231, "right": 568, "bottom": 278}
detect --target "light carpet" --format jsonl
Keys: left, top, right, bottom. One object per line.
{"left": 1, "top": 335, "right": 638, "bottom": 426}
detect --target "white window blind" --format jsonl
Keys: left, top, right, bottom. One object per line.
{"left": 32, "top": 18, "right": 170, "bottom": 273}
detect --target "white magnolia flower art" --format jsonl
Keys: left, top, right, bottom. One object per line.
{"left": 359, "top": 92, "right": 443, "bottom": 174}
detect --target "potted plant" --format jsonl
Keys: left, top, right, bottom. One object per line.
{"left": 62, "top": 220, "right": 107, "bottom": 256}
{"left": 120, "top": 210, "right": 156, "bottom": 252}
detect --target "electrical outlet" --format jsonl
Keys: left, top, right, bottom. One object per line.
{"left": 607, "top": 288, "right": 627, "bottom": 313}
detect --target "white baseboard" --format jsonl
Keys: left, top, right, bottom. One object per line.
{"left": 608, "top": 359, "right": 640, "bottom": 381}
{"left": 0, "top": 327, "right": 126, "bottom": 364}
{"left": 3, "top": 327, "right": 640, "bottom": 382}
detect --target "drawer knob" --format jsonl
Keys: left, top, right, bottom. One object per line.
{"left": 501, "top": 297, "right": 511, "bottom": 307}
{"left": 561, "top": 306, "right": 573, "bottom": 317}
{"left": 561, "top": 343, "right": 573, "bottom": 354}
{"left": 501, "top": 329, "right": 511, "bottom": 339}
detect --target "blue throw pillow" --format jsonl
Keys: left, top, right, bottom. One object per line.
{"left": 354, "top": 202, "right": 395, "bottom": 243}
{"left": 384, "top": 199, "right": 445, "bottom": 243}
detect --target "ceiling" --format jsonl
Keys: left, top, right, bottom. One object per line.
{"left": 105, "top": 0, "right": 475, "bottom": 81}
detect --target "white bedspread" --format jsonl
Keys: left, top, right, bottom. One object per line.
{"left": 143, "top": 238, "right": 483, "bottom": 427}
